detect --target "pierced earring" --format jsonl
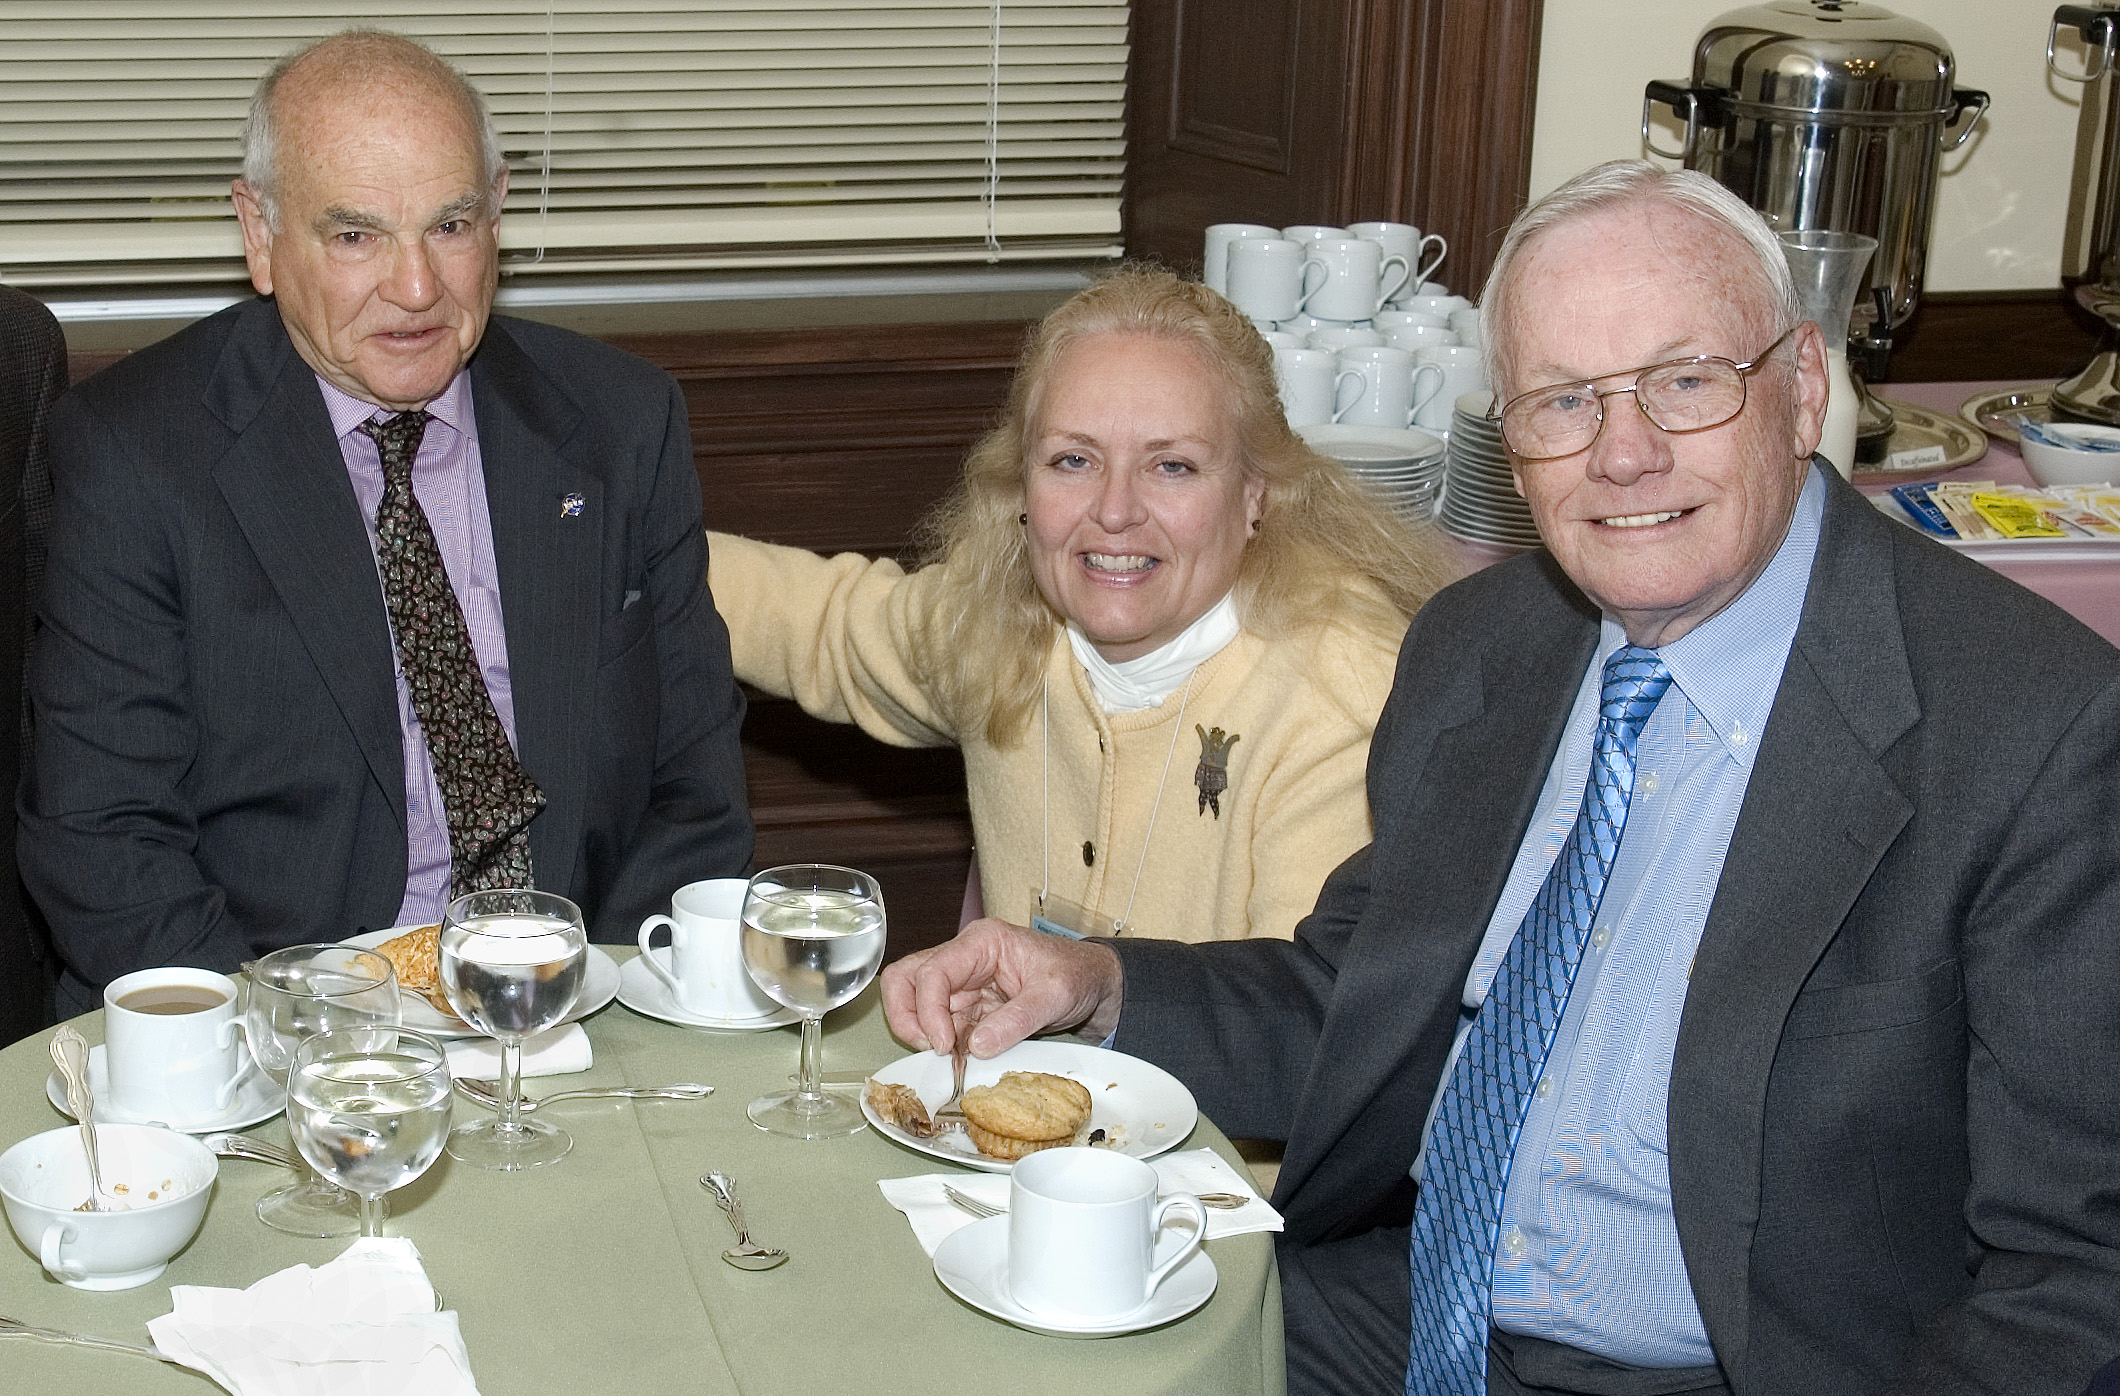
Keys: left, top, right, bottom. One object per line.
{"left": 1249, "top": 517, "right": 1261, "bottom": 535}
{"left": 1019, "top": 513, "right": 1028, "bottom": 526}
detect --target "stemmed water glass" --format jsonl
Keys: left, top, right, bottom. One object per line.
{"left": 438, "top": 889, "right": 588, "bottom": 1170}
{"left": 243, "top": 944, "right": 401, "bottom": 1236}
{"left": 741, "top": 864, "right": 886, "bottom": 1138}
{"left": 285, "top": 1025, "right": 452, "bottom": 1239}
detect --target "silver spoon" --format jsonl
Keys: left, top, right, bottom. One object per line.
{"left": 698, "top": 1171, "right": 788, "bottom": 1270}
{"left": 0, "top": 1315, "right": 173, "bottom": 1364}
{"left": 943, "top": 1182, "right": 1254, "bottom": 1217}
{"left": 201, "top": 1132, "right": 302, "bottom": 1170}
{"left": 454, "top": 1078, "right": 712, "bottom": 1114}
{"left": 48, "top": 1026, "right": 118, "bottom": 1213}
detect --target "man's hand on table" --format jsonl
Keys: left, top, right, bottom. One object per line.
{"left": 880, "top": 917, "right": 1124, "bottom": 1056}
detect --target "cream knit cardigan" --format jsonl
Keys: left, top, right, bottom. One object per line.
{"left": 709, "top": 533, "right": 1402, "bottom": 943}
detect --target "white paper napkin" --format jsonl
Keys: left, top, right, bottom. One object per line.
{"left": 149, "top": 1237, "right": 479, "bottom": 1396}
{"left": 441, "top": 1023, "right": 591, "bottom": 1080}
{"left": 879, "top": 1148, "right": 1283, "bottom": 1257}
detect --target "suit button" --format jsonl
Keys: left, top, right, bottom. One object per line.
{"left": 1082, "top": 841, "right": 1095, "bottom": 867}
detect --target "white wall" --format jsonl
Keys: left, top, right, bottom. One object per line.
{"left": 1528, "top": 0, "right": 2082, "bottom": 292}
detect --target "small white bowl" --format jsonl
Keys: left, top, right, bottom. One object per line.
{"left": 0, "top": 1124, "right": 216, "bottom": 1289}
{"left": 2018, "top": 421, "right": 2120, "bottom": 489}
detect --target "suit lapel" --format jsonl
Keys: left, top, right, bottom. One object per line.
{"left": 1666, "top": 477, "right": 1919, "bottom": 1385}
{"left": 469, "top": 322, "right": 598, "bottom": 893}
{"left": 1277, "top": 566, "right": 1601, "bottom": 1235}
{"left": 205, "top": 305, "right": 406, "bottom": 824}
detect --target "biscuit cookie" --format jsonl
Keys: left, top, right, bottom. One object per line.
{"left": 960, "top": 1071, "right": 1092, "bottom": 1160}
{"left": 373, "top": 924, "right": 461, "bottom": 1021}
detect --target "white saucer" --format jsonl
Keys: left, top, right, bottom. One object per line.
{"left": 47, "top": 1044, "right": 286, "bottom": 1134}
{"left": 615, "top": 949, "right": 800, "bottom": 1031}
{"left": 341, "top": 929, "right": 621, "bottom": 1038}
{"left": 933, "top": 1215, "right": 1218, "bottom": 1338}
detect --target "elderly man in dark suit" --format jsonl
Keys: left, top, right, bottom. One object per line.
{"left": 21, "top": 30, "right": 751, "bottom": 1014}
{"left": 882, "top": 161, "right": 2120, "bottom": 1395}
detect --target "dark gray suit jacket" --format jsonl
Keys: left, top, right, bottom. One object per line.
{"left": 1116, "top": 469, "right": 2120, "bottom": 1394}
{"left": 21, "top": 298, "right": 753, "bottom": 1004}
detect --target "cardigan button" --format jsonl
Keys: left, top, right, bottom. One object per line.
{"left": 1082, "top": 841, "right": 1095, "bottom": 867}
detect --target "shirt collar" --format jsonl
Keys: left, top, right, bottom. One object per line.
{"left": 318, "top": 371, "right": 473, "bottom": 443}
{"left": 1598, "top": 464, "right": 1826, "bottom": 767}
{"left": 1067, "top": 590, "right": 1242, "bottom": 714}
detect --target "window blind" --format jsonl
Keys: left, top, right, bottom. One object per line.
{"left": 0, "top": 1, "right": 1128, "bottom": 287}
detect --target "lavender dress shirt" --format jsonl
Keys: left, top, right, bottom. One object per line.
{"left": 320, "top": 373, "right": 520, "bottom": 927}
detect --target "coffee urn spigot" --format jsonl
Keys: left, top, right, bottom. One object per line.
{"left": 1645, "top": 0, "right": 1987, "bottom": 461}
{"left": 2047, "top": 7, "right": 2120, "bottom": 426}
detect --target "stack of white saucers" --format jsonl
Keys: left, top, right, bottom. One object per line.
{"left": 1437, "top": 391, "right": 1541, "bottom": 549}
{"left": 1296, "top": 423, "right": 1449, "bottom": 523}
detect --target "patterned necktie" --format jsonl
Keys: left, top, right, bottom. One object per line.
{"left": 360, "top": 411, "right": 545, "bottom": 896}
{"left": 1406, "top": 646, "right": 1674, "bottom": 1394}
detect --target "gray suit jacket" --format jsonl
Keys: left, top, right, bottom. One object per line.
{"left": 1116, "top": 469, "right": 2120, "bottom": 1393}
{"left": 21, "top": 298, "right": 752, "bottom": 1002}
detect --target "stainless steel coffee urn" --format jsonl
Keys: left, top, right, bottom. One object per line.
{"left": 2048, "top": 6, "right": 2120, "bottom": 425}
{"left": 1644, "top": 0, "right": 1986, "bottom": 460}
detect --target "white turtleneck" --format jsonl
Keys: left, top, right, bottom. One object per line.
{"left": 1065, "top": 591, "right": 1242, "bottom": 715}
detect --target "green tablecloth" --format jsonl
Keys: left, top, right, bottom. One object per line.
{"left": 0, "top": 961, "right": 1283, "bottom": 1394}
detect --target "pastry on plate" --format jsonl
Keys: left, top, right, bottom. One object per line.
{"left": 372, "top": 924, "right": 463, "bottom": 1022}
{"left": 960, "top": 1070, "right": 1092, "bottom": 1160}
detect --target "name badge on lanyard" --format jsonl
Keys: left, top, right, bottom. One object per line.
{"left": 1030, "top": 890, "right": 1127, "bottom": 940}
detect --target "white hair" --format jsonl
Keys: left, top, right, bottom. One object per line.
{"left": 240, "top": 29, "right": 506, "bottom": 230}
{"left": 1479, "top": 160, "right": 1806, "bottom": 394}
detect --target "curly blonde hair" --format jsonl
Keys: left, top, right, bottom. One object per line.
{"left": 911, "top": 265, "right": 1460, "bottom": 746}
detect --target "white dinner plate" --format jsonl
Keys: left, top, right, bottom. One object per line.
{"left": 47, "top": 1044, "right": 287, "bottom": 1134}
{"left": 862, "top": 1039, "right": 1198, "bottom": 1173}
{"left": 342, "top": 928, "right": 620, "bottom": 1038}
{"left": 932, "top": 1214, "right": 1217, "bottom": 1338}
{"left": 615, "top": 949, "right": 801, "bottom": 1031}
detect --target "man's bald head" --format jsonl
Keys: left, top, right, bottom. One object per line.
{"left": 240, "top": 30, "right": 505, "bottom": 231}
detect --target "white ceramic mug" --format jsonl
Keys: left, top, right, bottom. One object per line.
{"left": 1400, "top": 293, "right": 1473, "bottom": 320}
{"left": 1259, "top": 330, "right": 1305, "bottom": 349}
{"left": 1281, "top": 312, "right": 1359, "bottom": 338}
{"left": 102, "top": 967, "right": 253, "bottom": 1124}
{"left": 1410, "top": 345, "right": 1488, "bottom": 433}
{"left": 1383, "top": 323, "right": 1459, "bottom": 352}
{"left": 638, "top": 878, "right": 777, "bottom": 1020}
{"left": 1302, "top": 237, "right": 1410, "bottom": 321}
{"left": 1201, "top": 223, "right": 1278, "bottom": 296}
{"left": 1006, "top": 1147, "right": 1208, "bottom": 1323}
{"left": 1448, "top": 306, "right": 1483, "bottom": 341}
{"left": 1225, "top": 238, "right": 1326, "bottom": 324}
{"left": 1375, "top": 308, "right": 1449, "bottom": 332}
{"left": 0, "top": 1125, "right": 216, "bottom": 1289}
{"left": 1307, "top": 323, "right": 1386, "bottom": 353}
{"left": 1336, "top": 345, "right": 1417, "bottom": 428}
{"left": 1279, "top": 223, "right": 1346, "bottom": 246}
{"left": 1345, "top": 223, "right": 1447, "bottom": 301}
{"left": 1275, "top": 346, "right": 1363, "bottom": 428}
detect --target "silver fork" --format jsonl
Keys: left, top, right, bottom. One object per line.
{"left": 0, "top": 1315, "right": 173, "bottom": 1364}
{"left": 932, "top": 1008, "right": 977, "bottom": 1130}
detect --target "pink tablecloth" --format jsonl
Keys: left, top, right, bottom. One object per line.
{"left": 1442, "top": 380, "right": 2120, "bottom": 650}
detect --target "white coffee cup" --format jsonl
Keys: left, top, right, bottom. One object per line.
{"left": 1411, "top": 346, "right": 1488, "bottom": 433}
{"left": 1006, "top": 1147, "right": 1208, "bottom": 1323}
{"left": 638, "top": 878, "right": 777, "bottom": 1020}
{"left": 102, "top": 968, "right": 253, "bottom": 1124}
{"left": 1202, "top": 223, "right": 1278, "bottom": 296}
{"left": 1275, "top": 346, "right": 1362, "bottom": 428}
{"left": 0, "top": 1124, "right": 216, "bottom": 1289}
{"left": 1448, "top": 306, "right": 1483, "bottom": 340}
{"left": 1259, "top": 330, "right": 1305, "bottom": 350}
{"left": 1308, "top": 323, "right": 1386, "bottom": 352}
{"left": 1400, "top": 293, "right": 1473, "bottom": 320}
{"left": 1302, "top": 237, "right": 1410, "bottom": 322}
{"left": 1336, "top": 345, "right": 1418, "bottom": 428}
{"left": 1375, "top": 308, "right": 1449, "bottom": 332}
{"left": 1345, "top": 221, "right": 1448, "bottom": 302}
{"left": 1280, "top": 223, "right": 1346, "bottom": 246}
{"left": 1281, "top": 312, "right": 1360, "bottom": 338}
{"left": 1384, "top": 323, "right": 1459, "bottom": 352}
{"left": 1225, "top": 238, "right": 1326, "bottom": 324}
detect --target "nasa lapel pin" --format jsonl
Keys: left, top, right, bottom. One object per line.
{"left": 559, "top": 492, "right": 586, "bottom": 519}
{"left": 1194, "top": 724, "right": 1239, "bottom": 818}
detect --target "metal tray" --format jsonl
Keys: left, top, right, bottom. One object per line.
{"left": 1957, "top": 385, "right": 2055, "bottom": 446}
{"left": 1851, "top": 398, "right": 1989, "bottom": 479}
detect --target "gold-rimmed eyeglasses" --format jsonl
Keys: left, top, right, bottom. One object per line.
{"left": 1491, "top": 326, "right": 1798, "bottom": 462}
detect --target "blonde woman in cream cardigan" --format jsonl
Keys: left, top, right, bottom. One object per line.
{"left": 710, "top": 268, "right": 1457, "bottom": 945}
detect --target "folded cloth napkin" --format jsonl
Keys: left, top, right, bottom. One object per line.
{"left": 879, "top": 1148, "right": 1284, "bottom": 1257}
{"left": 441, "top": 1023, "right": 591, "bottom": 1080}
{"left": 148, "top": 1237, "right": 478, "bottom": 1396}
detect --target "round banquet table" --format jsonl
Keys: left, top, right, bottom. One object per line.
{"left": 0, "top": 962, "right": 1284, "bottom": 1395}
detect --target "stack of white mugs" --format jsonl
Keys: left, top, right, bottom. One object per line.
{"left": 1202, "top": 221, "right": 1487, "bottom": 439}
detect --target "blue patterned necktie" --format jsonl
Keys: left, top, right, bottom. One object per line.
{"left": 1406, "top": 646, "right": 1674, "bottom": 1394}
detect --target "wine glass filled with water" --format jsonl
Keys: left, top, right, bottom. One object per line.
{"left": 244, "top": 943, "right": 401, "bottom": 1236}
{"left": 438, "top": 889, "right": 587, "bottom": 1170}
{"left": 286, "top": 1025, "right": 452, "bottom": 1239}
{"left": 742, "top": 864, "right": 886, "bottom": 1138}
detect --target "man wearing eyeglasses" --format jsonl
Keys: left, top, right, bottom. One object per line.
{"left": 884, "top": 159, "right": 2120, "bottom": 1394}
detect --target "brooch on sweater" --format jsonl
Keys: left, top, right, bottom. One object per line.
{"left": 1194, "top": 724, "right": 1240, "bottom": 818}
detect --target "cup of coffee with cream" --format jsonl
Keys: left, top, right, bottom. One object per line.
{"left": 102, "top": 968, "right": 254, "bottom": 1125}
